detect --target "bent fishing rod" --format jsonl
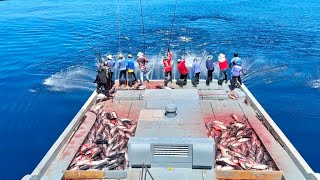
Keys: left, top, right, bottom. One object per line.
{"left": 63, "top": 18, "right": 103, "bottom": 63}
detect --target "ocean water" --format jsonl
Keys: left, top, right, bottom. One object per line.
{"left": 0, "top": 0, "right": 319, "bottom": 179}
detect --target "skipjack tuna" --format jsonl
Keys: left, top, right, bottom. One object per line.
{"left": 205, "top": 114, "right": 277, "bottom": 171}
{"left": 68, "top": 105, "right": 137, "bottom": 171}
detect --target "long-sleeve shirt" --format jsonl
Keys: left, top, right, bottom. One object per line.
{"left": 163, "top": 50, "right": 172, "bottom": 72}
{"left": 230, "top": 57, "right": 242, "bottom": 66}
{"left": 192, "top": 61, "right": 201, "bottom": 73}
{"left": 118, "top": 58, "right": 127, "bottom": 71}
{"left": 137, "top": 56, "right": 148, "bottom": 70}
{"left": 206, "top": 59, "right": 214, "bottom": 71}
{"left": 219, "top": 59, "right": 228, "bottom": 70}
{"left": 177, "top": 59, "right": 188, "bottom": 75}
{"left": 126, "top": 58, "right": 135, "bottom": 72}
{"left": 231, "top": 64, "right": 242, "bottom": 77}
{"left": 107, "top": 59, "right": 115, "bottom": 72}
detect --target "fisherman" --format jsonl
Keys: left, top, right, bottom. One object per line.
{"left": 94, "top": 63, "right": 111, "bottom": 97}
{"left": 176, "top": 58, "right": 188, "bottom": 87}
{"left": 192, "top": 57, "right": 201, "bottom": 86}
{"left": 205, "top": 55, "right": 214, "bottom": 85}
{"left": 126, "top": 54, "right": 137, "bottom": 86}
{"left": 218, "top": 53, "right": 229, "bottom": 85}
{"left": 231, "top": 63, "right": 243, "bottom": 91}
{"left": 106, "top": 54, "right": 115, "bottom": 87}
{"left": 117, "top": 53, "right": 127, "bottom": 86}
{"left": 163, "top": 48, "right": 173, "bottom": 86}
{"left": 230, "top": 52, "right": 242, "bottom": 67}
{"left": 136, "top": 52, "right": 150, "bottom": 84}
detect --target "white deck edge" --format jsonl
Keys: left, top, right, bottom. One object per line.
{"left": 240, "top": 84, "right": 316, "bottom": 178}
{"left": 22, "top": 91, "right": 98, "bottom": 180}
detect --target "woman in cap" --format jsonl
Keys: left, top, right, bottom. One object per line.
{"left": 218, "top": 53, "right": 228, "bottom": 84}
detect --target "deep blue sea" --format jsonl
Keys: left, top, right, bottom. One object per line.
{"left": 0, "top": 0, "right": 319, "bottom": 179}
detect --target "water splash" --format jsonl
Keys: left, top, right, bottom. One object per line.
{"left": 43, "top": 66, "right": 95, "bottom": 91}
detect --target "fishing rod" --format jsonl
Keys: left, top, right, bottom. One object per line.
{"left": 117, "top": 0, "right": 121, "bottom": 53}
{"left": 139, "top": 0, "right": 146, "bottom": 54}
{"left": 63, "top": 18, "right": 103, "bottom": 63}
{"left": 167, "top": 0, "right": 178, "bottom": 50}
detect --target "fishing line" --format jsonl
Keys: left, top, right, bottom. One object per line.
{"left": 168, "top": 0, "right": 178, "bottom": 49}
{"left": 139, "top": 0, "right": 146, "bottom": 54}
{"left": 63, "top": 18, "right": 103, "bottom": 62}
{"left": 117, "top": 0, "right": 121, "bottom": 53}
{"left": 244, "top": 64, "right": 289, "bottom": 76}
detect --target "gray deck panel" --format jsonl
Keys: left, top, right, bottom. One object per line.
{"left": 115, "top": 90, "right": 143, "bottom": 100}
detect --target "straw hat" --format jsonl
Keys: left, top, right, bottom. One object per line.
{"left": 137, "top": 52, "right": 144, "bottom": 57}
{"left": 218, "top": 53, "right": 226, "bottom": 62}
{"left": 107, "top": 55, "right": 113, "bottom": 60}
{"left": 118, "top": 54, "right": 124, "bottom": 59}
{"left": 207, "top": 55, "right": 213, "bottom": 60}
{"left": 128, "top": 54, "right": 132, "bottom": 58}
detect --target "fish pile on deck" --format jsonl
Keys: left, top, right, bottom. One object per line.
{"left": 205, "top": 114, "right": 277, "bottom": 171}
{"left": 68, "top": 105, "right": 137, "bottom": 171}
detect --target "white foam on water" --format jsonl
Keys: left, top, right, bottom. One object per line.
{"left": 43, "top": 66, "right": 95, "bottom": 91}
{"left": 179, "top": 36, "right": 193, "bottom": 42}
{"left": 309, "top": 79, "right": 320, "bottom": 89}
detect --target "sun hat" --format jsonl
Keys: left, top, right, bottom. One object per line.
{"left": 118, "top": 54, "right": 124, "bottom": 59}
{"left": 218, "top": 53, "right": 226, "bottom": 62}
{"left": 177, "top": 59, "right": 181, "bottom": 63}
{"left": 207, "top": 55, "right": 213, "bottom": 60}
{"left": 137, "top": 52, "right": 144, "bottom": 57}
{"left": 128, "top": 54, "right": 132, "bottom": 58}
{"left": 107, "top": 54, "right": 113, "bottom": 60}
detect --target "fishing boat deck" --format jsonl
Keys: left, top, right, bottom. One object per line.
{"left": 23, "top": 80, "right": 315, "bottom": 180}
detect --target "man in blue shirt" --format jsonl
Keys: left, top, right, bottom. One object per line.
{"left": 205, "top": 55, "right": 214, "bottom": 85}
{"left": 117, "top": 53, "right": 127, "bottom": 86}
{"left": 230, "top": 52, "right": 242, "bottom": 67}
{"left": 126, "top": 54, "right": 137, "bottom": 86}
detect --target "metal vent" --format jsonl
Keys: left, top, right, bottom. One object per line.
{"left": 153, "top": 145, "right": 189, "bottom": 157}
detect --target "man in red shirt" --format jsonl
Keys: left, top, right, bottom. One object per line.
{"left": 163, "top": 48, "right": 173, "bottom": 86}
{"left": 176, "top": 58, "right": 189, "bottom": 87}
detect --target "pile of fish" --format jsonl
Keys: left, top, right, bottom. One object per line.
{"left": 68, "top": 105, "right": 137, "bottom": 171}
{"left": 205, "top": 114, "right": 277, "bottom": 171}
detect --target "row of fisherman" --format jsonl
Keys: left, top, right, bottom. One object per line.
{"left": 94, "top": 49, "right": 244, "bottom": 96}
